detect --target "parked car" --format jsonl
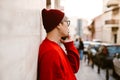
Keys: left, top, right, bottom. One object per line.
{"left": 83, "top": 41, "right": 92, "bottom": 55}
{"left": 113, "top": 57, "right": 120, "bottom": 79}
{"left": 83, "top": 41, "right": 101, "bottom": 54}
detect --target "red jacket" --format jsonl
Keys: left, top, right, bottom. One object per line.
{"left": 37, "top": 38, "right": 80, "bottom": 80}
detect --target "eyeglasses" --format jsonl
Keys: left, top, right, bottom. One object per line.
{"left": 64, "top": 20, "right": 70, "bottom": 26}
{"left": 61, "top": 20, "right": 70, "bottom": 27}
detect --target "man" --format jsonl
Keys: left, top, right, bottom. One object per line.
{"left": 37, "top": 8, "right": 80, "bottom": 80}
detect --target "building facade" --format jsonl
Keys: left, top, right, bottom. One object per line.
{"left": 90, "top": 0, "right": 120, "bottom": 44}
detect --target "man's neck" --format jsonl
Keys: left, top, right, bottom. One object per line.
{"left": 46, "top": 31, "right": 61, "bottom": 44}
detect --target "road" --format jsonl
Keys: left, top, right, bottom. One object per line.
{"left": 76, "top": 59, "right": 116, "bottom": 80}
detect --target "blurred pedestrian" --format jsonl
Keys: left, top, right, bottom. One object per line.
{"left": 79, "top": 37, "right": 84, "bottom": 60}
{"left": 37, "top": 8, "right": 80, "bottom": 80}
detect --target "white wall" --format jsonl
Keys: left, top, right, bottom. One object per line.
{"left": 0, "top": 0, "right": 45, "bottom": 80}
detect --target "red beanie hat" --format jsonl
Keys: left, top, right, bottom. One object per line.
{"left": 42, "top": 8, "right": 64, "bottom": 33}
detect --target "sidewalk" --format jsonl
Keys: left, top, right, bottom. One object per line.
{"left": 76, "top": 59, "right": 116, "bottom": 80}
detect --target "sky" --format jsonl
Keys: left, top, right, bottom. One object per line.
{"left": 61, "top": 0, "right": 103, "bottom": 22}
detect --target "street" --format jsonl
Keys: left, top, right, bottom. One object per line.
{"left": 76, "top": 58, "right": 116, "bottom": 80}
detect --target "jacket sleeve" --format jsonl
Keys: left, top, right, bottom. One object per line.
{"left": 64, "top": 41, "right": 80, "bottom": 73}
{"left": 38, "top": 50, "right": 65, "bottom": 80}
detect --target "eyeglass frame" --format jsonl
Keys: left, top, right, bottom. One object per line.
{"left": 61, "top": 20, "right": 70, "bottom": 27}
{"left": 64, "top": 20, "right": 70, "bottom": 26}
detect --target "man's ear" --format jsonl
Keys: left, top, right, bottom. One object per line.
{"left": 57, "top": 23, "right": 61, "bottom": 29}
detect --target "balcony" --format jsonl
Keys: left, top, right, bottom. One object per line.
{"left": 107, "top": 0, "right": 119, "bottom": 8}
{"left": 105, "top": 19, "right": 119, "bottom": 24}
